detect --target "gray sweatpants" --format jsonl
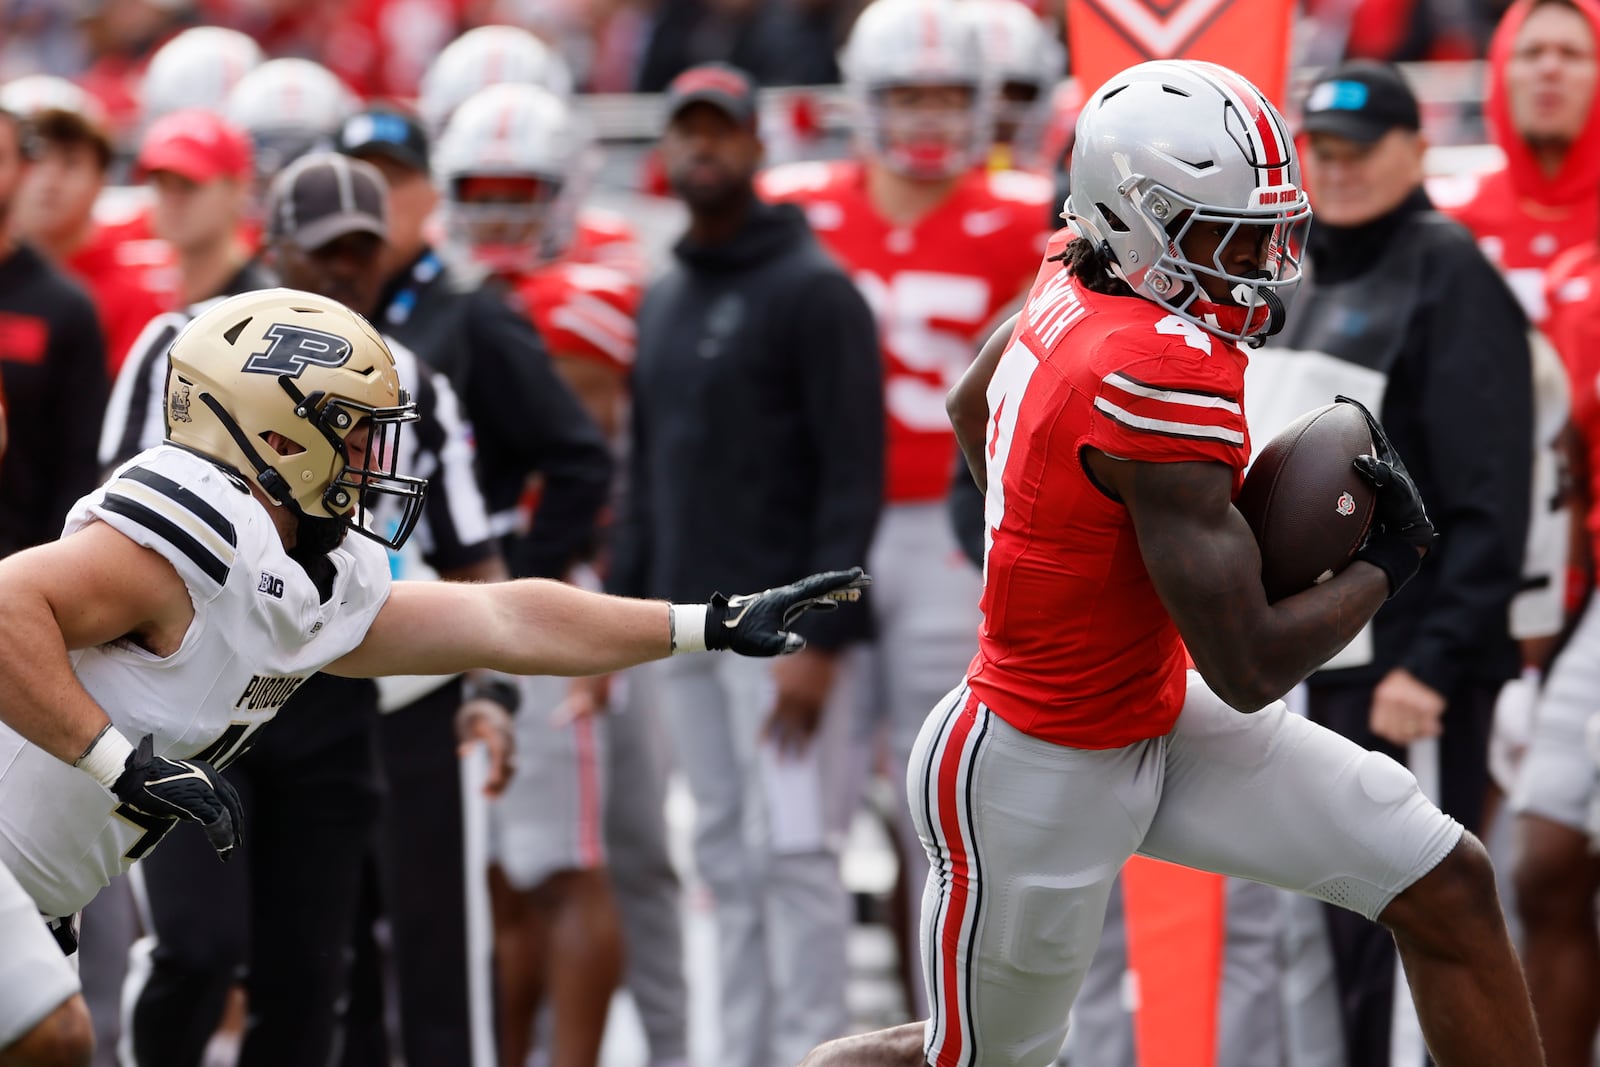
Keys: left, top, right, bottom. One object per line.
{"left": 605, "top": 663, "right": 690, "bottom": 1066}
{"left": 659, "top": 652, "right": 854, "bottom": 1067}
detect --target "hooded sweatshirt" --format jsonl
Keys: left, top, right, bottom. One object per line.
{"left": 1434, "top": 0, "right": 1600, "bottom": 322}
{"left": 610, "top": 198, "right": 884, "bottom": 648}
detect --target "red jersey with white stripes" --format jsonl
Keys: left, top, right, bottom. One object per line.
{"left": 966, "top": 234, "right": 1251, "bottom": 749}
{"left": 1543, "top": 244, "right": 1600, "bottom": 572}
{"left": 566, "top": 209, "right": 647, "bottom": 285}
{"left": 759, "top": 160, "right": 1052, "bottom": 503}
{"left": 509, "top": 260, "right": 640, "bottom": 372}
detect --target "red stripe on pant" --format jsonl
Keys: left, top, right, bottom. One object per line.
{"left": 932, "top": 691, "right": 982, "bottom": 1067}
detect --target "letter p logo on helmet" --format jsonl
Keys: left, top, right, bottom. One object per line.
{"left": 243, "top": 323, "right": 353, "bottom": 378}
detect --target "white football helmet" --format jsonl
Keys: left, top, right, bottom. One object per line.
{"left": 417, "top": 26, "right": 574, "bottom": 135}
{"left": 140, "top": 27, "right": 263, "bottom": 125}
{"left": 166, "top": 288, "right": 426, "bottom": 550}
{"left": 0, "top": 75, "right": 104, "bottom": 125}
{"left": 963, "top": 0, "right": 1063, "bottom": 164}
{"left": 434, "top": 83, "right": 596, "bottom": 273}
{"left": 225, "top": 59, "right": 359, "bottom": 179}
{"left": 1066, "top": 61, "right": 1311, "bottom": 347}
{"left": 838, "top": 0, "right": 995, "bottom": 179}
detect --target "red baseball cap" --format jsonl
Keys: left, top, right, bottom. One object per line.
{"left": 136, "top": 109, "right": 254, "bottom": 183}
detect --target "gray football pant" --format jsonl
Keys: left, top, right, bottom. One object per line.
{"left": 659, "top": 652, "right": 854, "bottom": 1067}
{"left": 858, "top": 501, "right": 985, "bottom": 1020}
{"left": 606, "top": 664, "right": 689, "bottom": 1065}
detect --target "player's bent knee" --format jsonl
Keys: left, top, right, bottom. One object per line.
{"left": 1381, "top": 833, "right": 1500, "bottom": 954}
{"left": 0, "top": 995, "right": 93, "bottom": 1067}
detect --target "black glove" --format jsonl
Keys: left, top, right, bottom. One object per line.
{"left": 1335, "top": 395, "right": 1435, "bottom": 597}
{"left": 112, "top": 734, "right": 244, "bottom": 862}
{"left": 707, "top": 568, "right": 871, "bottom": 656}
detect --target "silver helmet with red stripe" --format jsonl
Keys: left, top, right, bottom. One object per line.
{"left": 433, "top": 83, "right": 596, "bottom": 273}
{"left": 140, "top": 26, "right": 263, "bottom": 125}
{"left": 1065, "top": 60, "right": 1310, "bottom": 347}
{"left": 418, "top": 25, "right": 574, "bottom": 136}
{"left": 838, "top": 0, "right": 996, "bottom": 179}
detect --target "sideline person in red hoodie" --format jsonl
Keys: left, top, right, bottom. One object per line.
{"left": 1434, "top": 0, "right": 1600, "bottom": 324}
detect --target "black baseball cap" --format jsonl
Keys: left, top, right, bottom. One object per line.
{"left": 664, "top": 62, "right": 759, "bottom": 130}
{"left": 264, "top": 152, "right": 388, "bottom": 250}
{"left": 336, "top": 106, "right": 430, "bottom": 172}
{"left": 1302, "top": 60, "right": 1421, "bottom": 144}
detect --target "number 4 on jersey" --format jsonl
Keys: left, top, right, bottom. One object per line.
{"left": 983, "top": 339, "right": 1041, "bottom": 563}
{"left": 1154, "top": 314, "right": 1213, "bottom": 354}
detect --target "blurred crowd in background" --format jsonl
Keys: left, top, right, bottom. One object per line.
{"left": 0, "top": 0, "right": 1550, "bottom": 145}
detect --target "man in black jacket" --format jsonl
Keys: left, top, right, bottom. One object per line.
{"left": 610, "top": 64, "right": 883, "bottom": 1067}
{"left": 1255, "top": 61, "right": 1534, "bottom": 1067}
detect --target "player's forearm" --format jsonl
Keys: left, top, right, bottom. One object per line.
{"left": 948, "top": 367, "right": 993, "bottom": 494}
{"left": 0, "top": 590, "right": 115, "bottom": 766}
{"left": 488, "top": 579, "right": 676, "bottom": 676}
{"left": 1213, "top": 562, "right": 1392, "bottom": 710}
{"left": 949, "top": 312, "right": 1020, "bottom": 494}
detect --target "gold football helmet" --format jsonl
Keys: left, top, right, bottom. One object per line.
{"left": 165, "top": 288, "right": 426, "bottom": 550}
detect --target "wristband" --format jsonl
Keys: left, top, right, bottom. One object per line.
{"left": 669, "top": 603, "right": 708, "bottom": 654}
{"left": 1355, "top": 535, "right": 1422, "bottom": 600}
{"left": 75, "top": 724, "right": 134, "bottom": 792}
{"left": 462, "top": 675, "right": 521, "bottom": 715}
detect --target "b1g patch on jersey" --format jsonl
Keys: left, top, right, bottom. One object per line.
{"left": 257, "top": 571, "right": 285, "bottom": 599}
{"left": 234, "top": 673, "right": 308, "bottom": 712}
{"left": 243, "top": 323, "right": 352, "bottom": 378}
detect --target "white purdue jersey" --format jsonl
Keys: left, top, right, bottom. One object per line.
{"left": 0, "top": 445, "right": 392, "bottom": 919}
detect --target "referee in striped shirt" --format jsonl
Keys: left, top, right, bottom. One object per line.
{"left": 106, "top": 153, "right": 507, "bottom": 1067}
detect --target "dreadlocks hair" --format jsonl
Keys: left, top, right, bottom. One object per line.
{"left": 1052, "top": 236, "right": 1136, "bottom": 298}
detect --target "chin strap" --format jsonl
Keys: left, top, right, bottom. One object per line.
{"left": 1230, "top": 269, "right": 1288, "bottom": 348}
{"left": 196, "top": 391, "right": 298, "bottom": 507}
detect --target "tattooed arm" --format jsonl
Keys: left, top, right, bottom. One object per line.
{"left": 1087, "top": 450, "right": 1390, "bottom": 712}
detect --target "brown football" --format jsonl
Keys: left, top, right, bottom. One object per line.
{"left": 1235, "top": 402, "right": 1378, "bottom": 603}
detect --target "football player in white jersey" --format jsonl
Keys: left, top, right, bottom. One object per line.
{"left": 0, "top": 287, "right": 866, "bottom": 1066}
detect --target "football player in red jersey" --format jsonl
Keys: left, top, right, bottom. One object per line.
{"left": 799, "top": 60, "right": 1543, "bottom": 1067}
{"left": 1508, "top": 252, "right": 1600, "bottom": 1067}
{"left": 758, "top": 0, "right": 1052, "bottom": 1015}
{"left": 1433, "top": 0, "right": 1600, "bottom": 323}
{"left": 433, "top": 82, "right": 643, "bottom": 1067}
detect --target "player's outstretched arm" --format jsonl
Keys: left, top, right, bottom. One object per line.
{"left": 947, "top": 311, "right": 1021, "bottom": 494}
{"left": 1092, "top": 451, "right": 1391, "bottom": 713}
{"left": 327, "top": 569, "right": 870, "bottom": 680}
